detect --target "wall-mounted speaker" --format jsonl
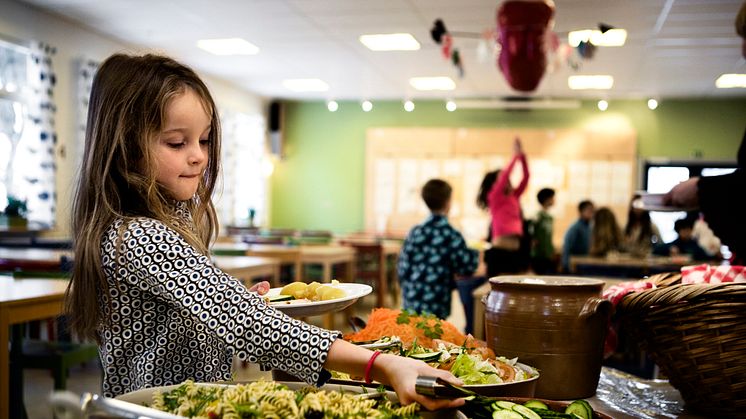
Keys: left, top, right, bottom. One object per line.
{"left": 268, "top": 100, "right": 284, "bottom": 158}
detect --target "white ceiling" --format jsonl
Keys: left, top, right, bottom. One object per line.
{"left": 20, "top": 0, "right": 746, "bottom": 101}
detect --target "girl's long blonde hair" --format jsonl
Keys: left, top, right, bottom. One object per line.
{"left": 65, "top": 53, "right": 221, "bottom": 341}
{"left": 590, "top": 207, "right": 622, "bottom": 257}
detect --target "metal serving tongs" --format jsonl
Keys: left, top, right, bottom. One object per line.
{"left": 415, "top": 376, "right": 481, "bottom": 399}
{"left": 49, "top": 390, "right": 184, "bottom": 419}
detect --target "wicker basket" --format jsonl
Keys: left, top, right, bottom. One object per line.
{"left": 616, "top": 272, "right": 746, "bottom": 417}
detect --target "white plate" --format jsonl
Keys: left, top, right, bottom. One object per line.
{"left": 632, "top": 192, "right": 693, "bottom": 212}
{"left": 266, "top": 283, "right": 372, "bottom": 317}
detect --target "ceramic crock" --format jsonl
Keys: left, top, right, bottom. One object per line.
{"left": 484, "top": 276, "right": 611, "bottom": 400}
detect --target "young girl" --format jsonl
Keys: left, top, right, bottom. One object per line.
{"left": 623, "top": 194, "right": 660, "bottom": 256}
{"left": 63, "top": 53, "right": 463, "bottom": 410}
{"left": 476, "top": 137, "right": 530, "bottom": 275}
{"left": 590, "top": 207, "right": 623, "bottom": 257}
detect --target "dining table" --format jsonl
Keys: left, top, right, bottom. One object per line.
{"left": 0, "top": 276, "right": 69, "bottom": 419}
{"left": 212, "top": 255, "right": 281, "bottom": 287}
{"left": 568, "top": 254, "right": 717, "bottom": 278}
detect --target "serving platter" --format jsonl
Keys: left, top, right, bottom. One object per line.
{"left": 116, "top": 381, "right": 465, "bottom": 419}
{"left": 483, "top": 397, "right": 614, "bottom": 419}
{"left": 632, "top": 192, "right": 693, "bottom": 212}
{"left": 273, "top": 361, "right": 539, "bottom": 398}
{"left": 265, "top": 283, "right": 372, "bottom": 317}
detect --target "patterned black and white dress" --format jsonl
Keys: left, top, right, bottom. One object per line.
{"left": 98, "top": 202, "right": 340, "bottom": 397}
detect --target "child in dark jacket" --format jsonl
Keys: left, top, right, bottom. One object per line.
{"left": 398, "top": 179, "right": 479, "bottom": 319}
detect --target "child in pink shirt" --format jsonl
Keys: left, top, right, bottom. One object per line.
{"left": 477, "top": 138, "right": 530, "bottom": 276}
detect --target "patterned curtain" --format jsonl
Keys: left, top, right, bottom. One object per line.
{"left": 75, "top": 58, "right": 98, "bottom": 169}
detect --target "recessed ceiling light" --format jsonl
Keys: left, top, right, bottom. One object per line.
{"left": 568, "top": 75, "right": 614, "bottom": 90}
{"left": 327, "top": 100, "right": 339, "bottom": 112}
{"left": 597, "top": 100, "right": 609, "bottom": 111}
{"left": 196, "top": 38, "right": 259, "bottom": 55}
{"left": 715, "top": 73, "right": 746, "bottom": 88}
{"left": 404, "top": 100, "right": 415, "bottom": 112}
{"left": 409, "top": 76, "right": 456, "bottom": 91}
{"left": 446, "top": 100, "right": 457, "bottom": 112}
{"left": 282, "top": 79, "right": 329, "bottom": 92}
{"left": 647, "top": 99, "right": 659, "bottom": 110}
{"left": 359, "top": 33, "right": 420, "bottom": 51}
{"left": 568, "top": 29, "right": 627, "bottom": 47}
{"left": 361, "top": 100, "right": 373, "bottom": 112}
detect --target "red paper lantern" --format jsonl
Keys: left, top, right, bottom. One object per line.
{"left": 497, "top": 0, "right": 555, "bottom": 92}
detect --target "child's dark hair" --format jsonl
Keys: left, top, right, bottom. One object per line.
{"left": 476, "top": 170, "right": 499, "bottom": 209}
{"left": 422, "top": 179, "right": 452, "bottom": 211}
{"left": 537, "top": 188, "right": 555, "bottom": 205}
{"left": 578, "top": 200, "right": 593, "bottom": 212}
{"left": 674, "top": 218, "right": 694, "bottom": 233}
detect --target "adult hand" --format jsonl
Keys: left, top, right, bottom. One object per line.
{"left": 514, "top": 137, "right": 523, "bottom": 155}
{"left": 248, "top": 281, "right": 270, "bottom": 295}
{"left": 663, "top": 177, "right": 699, "bottom": 208}
{"left": 375, "top": 353, "right": 465, "bottom": 411}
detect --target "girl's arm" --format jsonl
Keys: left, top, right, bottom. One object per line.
{"left": 324, "top": 339, "right": 465, "bottom": 411}
{"left": 513, "top": 153, "right": 529, "bottom": 197}
{"left": 488, "top": 153, "right": 519, "bottom": 205}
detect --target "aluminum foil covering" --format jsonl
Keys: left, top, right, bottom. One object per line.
{"left": 596, "top": 367, "right": 687, "bottom": 418}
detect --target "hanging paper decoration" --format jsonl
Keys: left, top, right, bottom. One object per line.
{"left": 496, "top": 0, "right": 555, "bottom": 92}
{"left": 576, "top": 39, "right": 597, "bottom": 59}
{"left": 430, "top": 19, "right": 466, "bottom": 78}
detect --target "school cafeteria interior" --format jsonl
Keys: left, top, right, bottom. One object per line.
{"left": 1, "top": 0, "right": 745, "bottom": 418}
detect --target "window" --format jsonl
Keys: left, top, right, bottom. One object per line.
{"left": 0, "top": 38, "right": 54, "bottom": 224}
{"left": 644, "top": 160, "right": 737, "bottom": 246}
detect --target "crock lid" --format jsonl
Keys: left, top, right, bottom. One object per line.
{"left": 488, "top": 275, "right": 605, "bottom": 287}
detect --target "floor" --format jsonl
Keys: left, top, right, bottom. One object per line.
{"left": 23, "top": 290, "right": 467, "bottom": 418}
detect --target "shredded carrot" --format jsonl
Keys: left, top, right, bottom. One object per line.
{"left": 344, "top": 308, "right": 481, "bottom": 350}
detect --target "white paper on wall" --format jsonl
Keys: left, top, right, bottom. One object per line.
{"left": 443, "top": 159, "right": 463, "bottom": 176}
{"left": 419, "top": 159, "right": 441, "bottom": 184}
{"left": 397, "top": 159, "right": 419, "bottom": 213}
{"left": 374, "top": 159, "right": 396, "bottom": 214}
{"left": 611, "top": 161, "right": 633, "bottom": 205}
{"left": 463, "top": 159, "right": 486, "bottom": 216}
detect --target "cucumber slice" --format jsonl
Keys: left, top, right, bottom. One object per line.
{"left": 523, "top": 400, "right": 549, "bottom": 410}
{"left": 267, "top": 294, "right": 294, "bottom": 303}
{"left": 564, "top": 400, "right": 592, "bottom": 419}
{"left": 408, "top": 352, "right": 442, "bottom": 363}
{"left": 495, "top": 401, "right": 518, "bottom": 410}
{"left": 512, "top": 405, "right": 542, "bottom": 419}
{"left": 493, "top": 410, "right": 524, "bottom": 419}
{"left": 529, "top": 408, "right": 573, "bottom": 418}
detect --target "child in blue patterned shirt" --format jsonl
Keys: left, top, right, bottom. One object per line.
{"left": 398, "top": 179, "right": 479, "bottom": 319}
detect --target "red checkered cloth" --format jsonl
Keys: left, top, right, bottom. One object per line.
{"left": 681, "top": 264, "right": 746, "bottom": 284}
{"left": 602, "top": 279, "right": 657, "bottom": 358}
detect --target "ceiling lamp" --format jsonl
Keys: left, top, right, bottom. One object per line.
{"left": 404, "top": 100, "right": 415, "bottom": 112}
{"left": 359, "top": 33, "right": 421, "bottom": 51}
{"left": 715, "top": 74, "right": 746, "bottom": 88}
{"left": 282, "top": 79, "right": 329, "bottom": 92}
{"left": 409, "top": 76, "right": 456, "bottom": 91}
{"left": 597, "top": 100, "right": 609, "bottom": 111}
{"left": 568, "top": 75, "right": 614, "bottom": 90}
{"left": 327, "top": 100, "right": 339, "bottom": 112}
{"left": 446, "top": 100, "right": 457, "bottom": 112}
{"left": 196, "top": 38, "right": 259, "bottom": 55}
{"left": 361, "top": 100, "right": 373, "bottom": 112}
{"left": 647, "top": 99, "right": 659, "bottom": 110}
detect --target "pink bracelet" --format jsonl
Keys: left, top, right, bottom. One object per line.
{"left": 364, "top": 350, "right": 382, "bottom": 384}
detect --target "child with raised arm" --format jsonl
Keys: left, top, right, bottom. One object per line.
{"left": 64, "top": 53, "right": 463, "bottom": 410}
{"left": 476, "top": 137, "right": 530, "bottom": 275}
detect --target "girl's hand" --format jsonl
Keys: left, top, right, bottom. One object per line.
{"left": 375, "top": 353, "right": 465, "bottom": 411}
{"left": 513, "top": 137, "right": 523, "bottom": 155}
{"left": 248, "top": 281, "right": 270, "bottom": 295}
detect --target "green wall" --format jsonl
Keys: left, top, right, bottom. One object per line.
{"left": 271, "top": 98, "right": 746, "bottom": 233}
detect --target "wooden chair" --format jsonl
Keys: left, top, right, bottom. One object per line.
{"left": 341, "top": 242, "right": 388, "bottom": 307}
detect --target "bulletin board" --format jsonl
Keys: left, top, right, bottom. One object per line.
{"left": 365, "top": 127, "right": 637, "bottom": 248}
